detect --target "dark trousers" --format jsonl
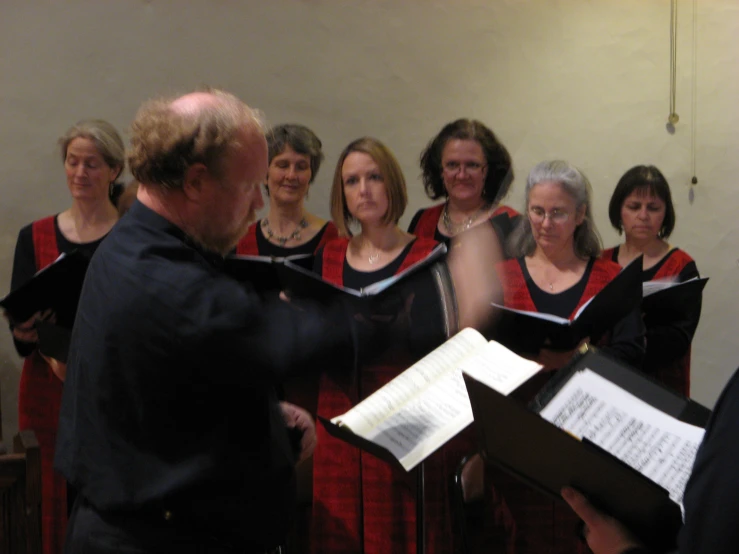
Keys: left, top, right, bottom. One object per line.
{"left": 64, "top": 496, "right": 277, "bottom": 554}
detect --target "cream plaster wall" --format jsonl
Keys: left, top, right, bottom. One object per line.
{"left": 1, "top": 0, "right": 737, "bottom": 440}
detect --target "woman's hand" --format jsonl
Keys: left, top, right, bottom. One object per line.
{"left": 537, "top": 337, "right": 589, "bottom": 371}
{"left": 280, "top": 401, "right": 317, "bottom": 465}
{"left": 40, "top": 354, "right": 67, "bottom": 381}
{"left": 5, "top": 308, "right": 55, "bottom": 344}
{"left": 562, "top": 487, "right": 643, "bottom": 554}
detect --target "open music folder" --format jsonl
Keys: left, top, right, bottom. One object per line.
{"left": 0, "top": 250, "right": 89, "bottom": 328}
{"left": 490, "top": 256, "right": 643, "bottom": 353}
{"left": 226, "top": 244, "right": 447, "bottom": 304}
{"left": 318, "top": 328, "right": 543, "bottom": 472}
{"left": 464, "top": 346, "right": 711, "bottom": 554}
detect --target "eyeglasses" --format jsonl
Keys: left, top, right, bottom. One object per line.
{"left": 442, "top": 162, "right": 487, "bottom": 176}
{"left": 528, "top": 207, "right": 570, "bottom": 224}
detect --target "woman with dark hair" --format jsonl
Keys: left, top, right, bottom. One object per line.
{"left": 6, "top": 118, "right": 124, "bottom": 554}
{"left": 311, "top": 137, "right": 456, "bottom": 554}
{"left": 480, "top": 160, "right": 644, "bottom": 554}
{"left": 602, "top": 165, "right": 702, "bottom": 395}
{"left": 236, "top": 123, "right": 338, "bottom": 256}
{"left": 409, "top": 118, "right": 519, "bottom": 244}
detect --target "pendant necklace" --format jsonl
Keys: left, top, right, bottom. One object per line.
{"left": 442, "top": 202, "right": 490, "bottom": 235}
{"left": 368, "top": 251, "right": 381, "bottom": 264}
{"left": 261, "top": 217, "right": 308, "bottom": 247}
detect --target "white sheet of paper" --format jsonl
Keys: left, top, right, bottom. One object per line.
{"left": 538, "top": 368, "right": 705, "bottom": 505}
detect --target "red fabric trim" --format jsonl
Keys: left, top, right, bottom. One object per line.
{"left": 320, "top": 238, "right": 350, "bottom": 287}
{"left": 601, "top": 247, "right": 694, "bottom": 396}
{"left": 498, "top": 257, "right": 619, "bottom": 318}
{"left": 411, "top": 203, "right": 519, "bottom": 239}
{"left": 652, "top": 249, "right": 695, "bottom": 396}
{"left": 410, "top": 204, "right": 444, "bottom": 238}
{"left": 235, "top": 221, "right": 259, "bottom": 255}
{"left": 316, "top": 222, "right": 340, "bottom": 252}
{"left": 492, "top": 256, "right": 612, "bottom": 554}
{"left": 600, "top": 246, "right": 617, "bottom": 263}
{"left": 653, "top": 248, "right": 694, "bottom": 280}
{"left": 492, "top": 205, "right": 520, "bottom": 218}
{"left": 20, "top": 216, "right": 66, "bottom": 554}
{"left": 312, "top": 237, "right": 453, "bottom": 554}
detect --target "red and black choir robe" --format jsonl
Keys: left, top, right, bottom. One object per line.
{"left": 310, "top": 236, "right": 458, "bottom": 554}
{"left": 408, "top": 203, "right": 520, "bottom": 243}
{"left": 481, "top": 256, "right": 628, "bottom": 554}
{"left": 236, "top": 219, "right": 338, "bottom": 257}
{"left": 602, "top": 246, "right": 701, "bottom": 396}
{"left": 17, "top": 216, "right": 68, "bottom": 554}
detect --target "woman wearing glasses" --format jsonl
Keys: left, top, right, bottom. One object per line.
{"left": 486, "top": 160, "right": 644, "bottom": 554}
{"left": 601, "top": 165, "right": 702, "bottom": 396}
{"left": 408, "top": 118, "right": 519, "bottom": 244}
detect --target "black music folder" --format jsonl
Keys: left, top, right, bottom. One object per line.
{"left": 490, "top": 256, "right": 643, "bottom": 353}
{"left": 36, "top": 321, "right": 72, "bottom": 364}
{"left": 273, "top": 243, "right": 446, "bottom": 304}
{"left": 464, "top": 347, "right": 710, "bottom": 554}
{"left": 642, "top": 276, "right": 708, "bottom": 317}
{"left": 0, "top": 250, "right": 89, "bottom": 327}
{"left": 223, "top": 253, "right": 314, "bottom": 294}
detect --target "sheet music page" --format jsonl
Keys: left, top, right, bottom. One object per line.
{"left": 539, "top": 369, "right": 705, "bottom": 504}
{"left": 364, "top": 364, "right": 474, "bottom": 470}
{"left": 642, "top": 277, "right": 682, "bottom": 297}
{"left": 460, "top": 341, "right": 542, "bottom": 395}
{"left": 491, "top": 302, "right": 570, "bottom": 325}
{"left": 333, "top": 327, "right": 487, "bottom": 435}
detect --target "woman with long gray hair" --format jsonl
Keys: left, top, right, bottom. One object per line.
{"left": 485, "top": 159, "right": 645, "bottom": 554}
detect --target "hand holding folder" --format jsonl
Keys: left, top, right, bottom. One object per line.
{"left": 464, "top": 346, "right": 711, "bottom": 553}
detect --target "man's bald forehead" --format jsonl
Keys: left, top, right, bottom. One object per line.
{"left": 170, "top": 92, "right": 223, "bottom": 116}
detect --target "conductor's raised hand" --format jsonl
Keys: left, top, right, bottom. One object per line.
{"left": 447, "top": 222, "right": 503, "bottom": 332}
{"left": 561, "top": 486, "right": 643, "bottom": 554}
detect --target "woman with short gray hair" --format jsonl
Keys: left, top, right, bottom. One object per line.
{"left": 235, "top": 123, "right": 338, "bottom": 256}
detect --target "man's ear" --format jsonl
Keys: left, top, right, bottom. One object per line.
{"left": 182, "top": 163, "right": 211, "bottom": 202}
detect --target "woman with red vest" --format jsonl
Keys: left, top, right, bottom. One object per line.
{"left": 479, "top": 160, "right": 645, "bottom": 554}
{"left": 602, "top": 165, "right": 702, "bottom": 396}
{"left": 235, "top": 123, "right": 338, "bottom": 258}
{"left": 408, "top": 118, "right": 519, "bottom": 245}
{"left": 311, "top": 137, "right": 456, "bottom": 553}
{"left": 6, "top": 119, "right": 123, "bottom": 554}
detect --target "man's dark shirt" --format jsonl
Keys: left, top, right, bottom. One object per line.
{"left": 54, "top": 200, "right": 359, "bottom": 548}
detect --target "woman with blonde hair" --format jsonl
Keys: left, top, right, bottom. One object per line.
{"left": 311, "top": 137, "right": 455, "bottom": 554}
{"left": 6, "top": 119, "right": 124, "bottom": 554}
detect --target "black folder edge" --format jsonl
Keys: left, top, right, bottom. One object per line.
{"left": 36, "top": 321, "right": 72, "bottom": 364}
{"left": 463, "top": 373, "right": 684, "bottom": 553}
{"left": 276, "top": 242, "right": 448, "bottom": 303}
{"left": 0, "top": 250, "right": 89, "bottom": 323}
{"left": 530, "top": 346, "right": 711, "bottom": 427}
{"left": 317, "top": 416, "right": 409, "bottom": 472}
{"left": 642, "top": 276, "right": 708, "bottom": 315}
{"left": 491, "top": 256, "right": 644, "bottom": 353}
